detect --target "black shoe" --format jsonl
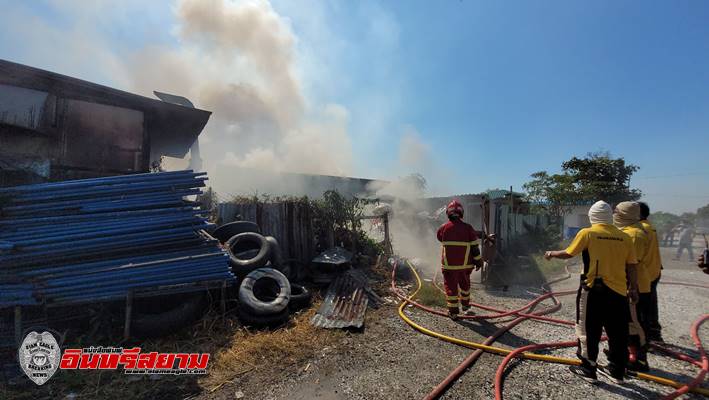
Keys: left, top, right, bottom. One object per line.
{"left": 569, "top": 365, "right": 597, "bottom": 382}
{"left": 598, "top": 366, "right": 624, "bottom": 384}
{"left": 627, "top": 360, "right": 650, "bottom": 373}
{"left": 648, "top": 335, "right": 665, "bottom": 344}
{"left": 461, "top": 306, "right": 476, "bottom": 316}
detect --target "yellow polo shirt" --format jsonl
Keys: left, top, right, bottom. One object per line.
{"left": 565, "top": 223, "right": 638, "bottom": 296}
{"left": 620, "top": 223, "right": 651, "bottom": 293}
{"left": 640, "top": 220, "right": 662, "bottom": 282}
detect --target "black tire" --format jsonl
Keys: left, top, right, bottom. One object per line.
{"left": 131, "top": 293, "right": 205, "bottom": 339}
{"left": 265, "top": 236, "right": 283, "bottom": 267}
{"left": 237, "top": 307, "right": 289, "bottom": 329}
{"left": 238, "top": 268, "right": 290, "bottom": 315}
{"left": 265, "top": 236, "right": 292, "bottom": 279}
{"left": 288, "top": 283, "right": 312, "bottom": 311}
{"left": 226, "top": 232, "right": 271, "bottom": 276}
{"left": 212, "top": 221, "right": 261, "bottom": 244}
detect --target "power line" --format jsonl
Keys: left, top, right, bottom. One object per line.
{"left": 633, "top": 172, "right": 709, "bottom": 180}
{"left": 641, "top": 193, "right": 709, "bottom": 199}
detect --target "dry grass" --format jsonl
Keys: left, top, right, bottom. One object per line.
{"left": 200, "top": 304, "right": 340, "bottom": 393}
{"left": 1, "top": 301, "right": 342, "bottom": 400}
{"left": 414, "top": 281, "right": 446, "bottom": 307}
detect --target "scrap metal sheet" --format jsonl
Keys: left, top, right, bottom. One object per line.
{"left": 311, "top": 270, "right": 368, "bottom": 329}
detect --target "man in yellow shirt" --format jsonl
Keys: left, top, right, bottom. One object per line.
{"left": 545, "top": 200, "right": 638, "bottom": 384}
{"left": 614, "top": 201, "right": 650, "bottom": 372}
{"left": 638, "top": 202, "right": 664, "bottom": 342}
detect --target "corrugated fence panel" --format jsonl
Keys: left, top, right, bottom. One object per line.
{"left": 217, "top": 202, "right": 316, "bottom": 276}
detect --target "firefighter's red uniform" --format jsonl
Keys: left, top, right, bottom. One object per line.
{"left": 437, "top": 200, "right": 481, "bottom": 315}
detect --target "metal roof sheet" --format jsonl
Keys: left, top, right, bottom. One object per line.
{"left": 311, "top": 270, "right": 368, "bottom": 329}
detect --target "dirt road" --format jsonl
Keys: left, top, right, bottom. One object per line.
{"left": 218, "top": 249, "right": 708, "bottom": 400}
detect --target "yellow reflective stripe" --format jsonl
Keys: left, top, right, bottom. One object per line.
{"left": 441, "top": 240, "right": 480, "bottom": 267}
{"left": 460, "top": 290, "right": 470, "bottom": 296}
{"left": 445, "top": 295, "right": 459, "bottom": 301}
{"left": 464, "top": 244, "right": 471, "bottom": 268}
{"left": 473, "top": 255, "right": 482, "bottom": 261}
{"left": 442, "top": 240, "right": 480, "bottom": 246}
{"left": 442, "top": 264, "right": 473, "bottom": 271}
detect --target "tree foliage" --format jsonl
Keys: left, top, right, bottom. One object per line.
{"left": 523, "top": 152, "right": 641, "bottom": 216}
{"left": 523, "top": 171, "right": 578, "bottom": 217}
{"left": 696, "top": 203, "right": 709, "bottom": 220}
{"left": 648, "top": 211, "right": 681, "bottom": 236}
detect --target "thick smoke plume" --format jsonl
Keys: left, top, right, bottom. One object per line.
{"left": 128, "top": 0, "right": 353, "bottom": 186}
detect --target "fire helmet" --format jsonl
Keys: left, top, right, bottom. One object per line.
{"left": 446, "top": 200, "right": 464, "bottom": 218}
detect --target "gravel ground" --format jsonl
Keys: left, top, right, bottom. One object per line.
{"left": 214, "top": 248, "right": 708, "bottom": 400}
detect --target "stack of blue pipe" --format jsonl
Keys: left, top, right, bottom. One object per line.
{"left": 0, "top": 170, "right": 234, "bottom": 307}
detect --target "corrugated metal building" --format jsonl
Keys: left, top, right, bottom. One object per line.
{"left": 0, "top": 59, "right": 211, "bottom": 186}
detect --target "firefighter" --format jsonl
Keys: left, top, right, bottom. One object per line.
{"left": 638, "top": 202, "right": 664, "bottom": 342}
{"left": 437, "top": 200, "right": 484, "bottom": 320}
{"left": 614, "top": 201, "right": 650, "bottom": 372}
{"left": 545, "top": 200, "right": 639, "bottom": 384}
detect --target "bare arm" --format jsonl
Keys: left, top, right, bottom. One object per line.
{"left": 473, "top": 257, "right": 484, "bottom": 270}
{"left": 544, "top": 250, "right": 573, "bottom": 260}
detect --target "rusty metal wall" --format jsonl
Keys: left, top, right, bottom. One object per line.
{"left": 61, "top": 99, "right": 144, "bottom": 172}
{"left": 0, "top": 59, "right": 212, "bottom": 187}
{"left": 0, "top": 86, "right": 147, "bottom": 183}
{"left": 218, "top": 202, "right": 316, "bottom": 268}
{"left": 491, "top": 203, "right": 551, "bottom": 252}
{"left": 0, "top": 84, "right": 48, "bottom": 130}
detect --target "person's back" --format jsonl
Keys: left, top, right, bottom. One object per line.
{"left": 675, "top": 225, "right": 696, "bottom": 261}
{"left": 639, "top": 220, "right": 661, "bottom": 283}
{"left": 639, "top": 201, "right": 664, "bottom": 343}
{"left": 680, "top": 226, "right": 694, "bottom": 244}
{"left": 619, "top": 223, "right": 650, "bottom": 293}
{"left": 437, "top": 219, "right": 479, "bottom": 268}
{"left": 436, "top": 200, "right": 482, "bottom": 319}
{"left": 569, "top": 223, "right": 634, "bottom": 296}
{"left": 545, "top": 200, "right": 638, "bottom": 384}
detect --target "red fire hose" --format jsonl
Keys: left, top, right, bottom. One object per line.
{"left": 391, "top": 259, "right": 709, "bottom": 399}
{"left": 660, "top": 314, "right": 708, "bottom": 400}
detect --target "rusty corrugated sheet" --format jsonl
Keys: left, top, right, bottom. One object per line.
{"left": 311, "top": 270, "right": 368, "bottom": 329}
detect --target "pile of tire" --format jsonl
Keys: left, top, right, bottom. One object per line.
{"left": 213, "top": 221, "right": 312, "bottom": 328}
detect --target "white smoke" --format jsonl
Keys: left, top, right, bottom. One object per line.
{"left": 127, "top": 0, "right": 353, "bottom": 181}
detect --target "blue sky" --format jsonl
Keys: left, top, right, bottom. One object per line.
{"left": 1, "top": 0, "right": 708, "bottom": 213}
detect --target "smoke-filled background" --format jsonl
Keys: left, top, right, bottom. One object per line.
{"left": 130, "top": 0, "right": 354, "bottom": 181}
{"left": 0, "top": 0, "right": 449, "bottom": 196}
{"left": 0, "top": 0, "right": 452, "bottom": 261}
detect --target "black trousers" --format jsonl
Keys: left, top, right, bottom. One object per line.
{"left": 576, "top": 281, "right": 629, "bottom": 376}
{"left": 647, "top": 276, "right": 662, "bottom": 339}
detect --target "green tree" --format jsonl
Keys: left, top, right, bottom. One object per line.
{"left": 523, "top": 171, "right": 578, "bottom": 218}
{"left": 561, "top": 151, "right": 641, "bottom": 204}
{"left": 679, "top": 212, "right": 696, "bottom": 224}
{"left": 523, "top": 152, "right": 641, "bottom": 216}
{"left": 649, "top": 211, "right": 680, "bottom": 237}
{"left": 696, "top": 204, "right": 709, "bottom": 220}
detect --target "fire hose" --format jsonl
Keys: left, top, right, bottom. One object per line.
{"left": 392, "top": 259, "right": 709, "bottom": 398}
